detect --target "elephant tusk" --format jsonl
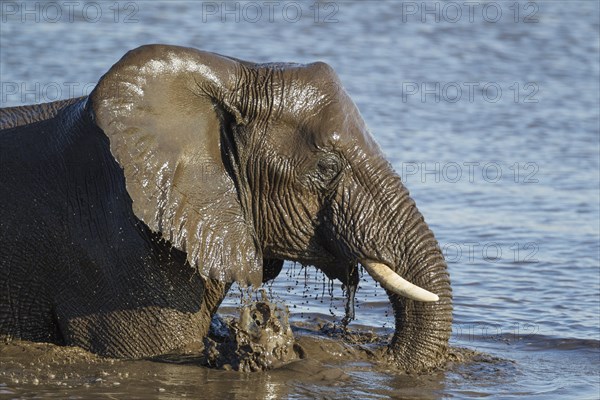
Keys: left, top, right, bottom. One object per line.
{"left": 361, "top": 261, "right": 439, "bottom": 302}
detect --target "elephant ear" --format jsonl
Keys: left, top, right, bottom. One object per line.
{"left": 87, "top": 44, "right": 262, "bottom": 286}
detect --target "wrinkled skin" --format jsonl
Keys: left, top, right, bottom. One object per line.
{"left": 0, "top": 45, "right": 451, "bottom": 372}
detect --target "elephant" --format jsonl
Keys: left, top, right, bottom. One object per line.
{"left": 0, "top": 44, "right": 452, "bottom": 372}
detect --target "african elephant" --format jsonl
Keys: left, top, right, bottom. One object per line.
{"left": 0, "top": 45, "right": 451, "bottom": 372}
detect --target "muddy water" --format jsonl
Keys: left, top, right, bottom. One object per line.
{"left": 1, "top": 1, "right": 599, "bottom": 399}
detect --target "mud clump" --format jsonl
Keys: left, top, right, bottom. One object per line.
{"left": 204, "top": 295, "right": 301, "bottom": 372}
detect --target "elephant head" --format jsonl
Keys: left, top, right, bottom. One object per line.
{"left": 89, "top": 44, "right": 452, "bottom": 372}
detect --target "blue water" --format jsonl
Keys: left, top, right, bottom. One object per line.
{"left": 1, "top": 1, "right": 599, "bottom": 398}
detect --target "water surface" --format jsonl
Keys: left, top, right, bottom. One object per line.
{"left": 1, "top": 1, "right": 599, "bottom": 398}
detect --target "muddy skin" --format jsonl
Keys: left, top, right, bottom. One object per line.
{"left": 1, "top": 44, "right": 451, "bottom": 373}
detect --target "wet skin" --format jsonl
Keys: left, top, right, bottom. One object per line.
{"left": 0, "top": 44, "right": 451, "bottom": 372}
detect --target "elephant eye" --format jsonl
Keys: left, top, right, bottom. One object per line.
{"left": 315, "top": 154, "right": 343, "bottom": 186}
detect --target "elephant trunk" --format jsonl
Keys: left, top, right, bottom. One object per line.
{"left": 385, "top": 236, "right": 452, "bottom": 372}
{"left": 377, "top": 190, "right": 452, "bottom": 372}
{"left": 336, "top": 169, "right": 452, "bottom": 372}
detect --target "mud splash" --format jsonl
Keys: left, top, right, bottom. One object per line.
{"left": 0, "top": 293, "right": 511, "bottom": 398}
{"left": 204, "top": 290, "right": 301, "bottom": 371}
{"left": 0, "top": 324, "right": 510, "bottom": 399}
